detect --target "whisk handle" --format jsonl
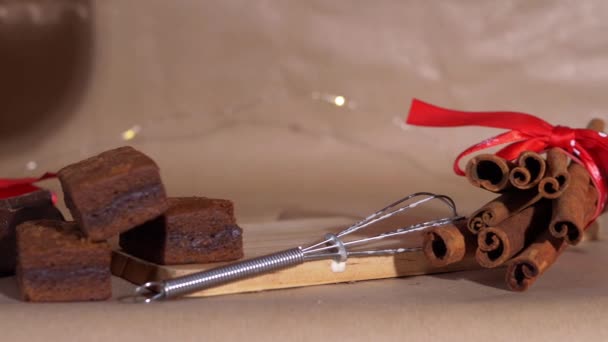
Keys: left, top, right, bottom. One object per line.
{"left": 137, "top": 247, "right": 305, "bottom": 301}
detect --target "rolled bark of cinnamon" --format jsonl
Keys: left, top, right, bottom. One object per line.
{"left": 476, "top": 202, "right": 550, "bottom": 268}
{"left": 506, "top": 185, "right": 598, "bottom": 291}
{"left": 466, "top": 190, "right": 541, "bottom": 234}
{"left": 587, "top": 118, "right": 605, "bottom": 132}
{"left": 509, "top": 151, "right": 546, "bottom": 190}
{"left": 549, "top": 163, "right": 595, "bottom": 245}
{"left": 505, "top": 230, "right": 566, "bottom": 292}
{"left": 538, "top": 148, "right": 570, "bottom": 199}
{"left": 582, "top": 118, "right": 604, "bottom": 241}
{"left": 423, "top": 221, "right": 476, "bottom": 267}
{"left": 465, "top": 154, "right": 514, "bottom": 192}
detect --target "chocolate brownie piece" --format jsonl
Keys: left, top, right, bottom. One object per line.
{"left": 120, "top": 197, "right": 243, "bottom": 265}
{"left": 0, "top": 190, "right": 63, "bottom": 275}
{"left": 58, "top": 146, "right": 168, "bottom": 241}
{"left": 16, "top": 220, "right": 111, "bottom": 302}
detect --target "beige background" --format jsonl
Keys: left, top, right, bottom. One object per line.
{"left": 1, "top": 1, "right": 608, "bottom": 341}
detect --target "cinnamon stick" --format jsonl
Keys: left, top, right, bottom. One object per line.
{"left": 549, "top": 163, "right": 594, "bottom": 245}
{"left": 587, "top": 118, "right": 605, "bottom": 132}
{"left": 465, "top": 154, "right": 514, "bottom": 192}
{"left": 506, "top": 185, "right": 597, "bottom": 291}
{"left": 538, "top": 148, "right": 570, "bottom": 199}
{"left": 466, "top": 190, "right": 540, "bottom": 234}
{"left": 476, "top": 202, "right": 550, "bottom": 268}
{"left": 583, "top": 118, "right": 605, "bottom": 241}
{"left": 505, "top": 230, "right": 566, "bottom": 292}
{"left": 509, "top": 151, "right": 546, "bottom": 190}
{"left": 422, "top": 221, "right": 476, "bottom": 267}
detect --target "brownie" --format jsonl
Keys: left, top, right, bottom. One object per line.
{"left": 120, "top": 197, "right": 243, "bottom": 265}
{"left": 0, "top": 190, "right": 63, "bottom": 275}
{"left": 16, "top": 220, "right": 111, "bottom": 302}
{"left": 58, "top": 146, "right": 168, "bottom": 241}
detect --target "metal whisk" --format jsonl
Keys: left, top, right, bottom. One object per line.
{"left": 134, "top": 192, "right": 464, "bottom": 302}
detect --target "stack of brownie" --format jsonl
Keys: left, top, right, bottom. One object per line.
{"left": 2, "top": 146, "right": 243, "bottom": 302}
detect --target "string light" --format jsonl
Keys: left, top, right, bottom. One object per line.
{"left": 121, "top": 125, "right": 141, "bottom": 141}
{"left": 311, "top": 92, "right": 355, "bottom": 109}
{"left": 25, "top": 161, "right": 37, "bottom": 171}
{"left": 334, "top": 96, "right": 346, "bottom": 107}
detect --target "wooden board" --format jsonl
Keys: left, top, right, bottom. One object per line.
{"left": 111, "top": 216, "right": 478, "bottom": 297}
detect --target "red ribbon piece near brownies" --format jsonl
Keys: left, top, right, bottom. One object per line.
{"left": 0, "top": 172, "right": 57, "bottom": 202}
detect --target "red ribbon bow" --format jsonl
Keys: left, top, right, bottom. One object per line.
{"left": 406, "top": 99, "right": 608, "bottom": 219}
{"left": 0, "top": 172, "right": 57, "bottom": 201}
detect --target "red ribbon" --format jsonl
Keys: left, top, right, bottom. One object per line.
{"left": 0, "top": 172, "right": 57, "bottom": 202}
{"left": 406, "top": 99, "right": 608, "bottom": 220}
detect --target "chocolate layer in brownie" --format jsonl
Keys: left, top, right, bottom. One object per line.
{"left": 16, "top": 220, "right": 111, "bottom": 302}
{"left": 0, "top": 190, "right": 63, "bottom": 275}
{"left": 58, "top": 146, "right": 168, "bottom": 241}
{"left": 120, "top": 197, "right": 243, "bottom": 265}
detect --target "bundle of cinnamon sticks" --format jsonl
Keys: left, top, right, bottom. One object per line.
{"left": 423, "top": 119, "right": 604, "bottom": 291}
